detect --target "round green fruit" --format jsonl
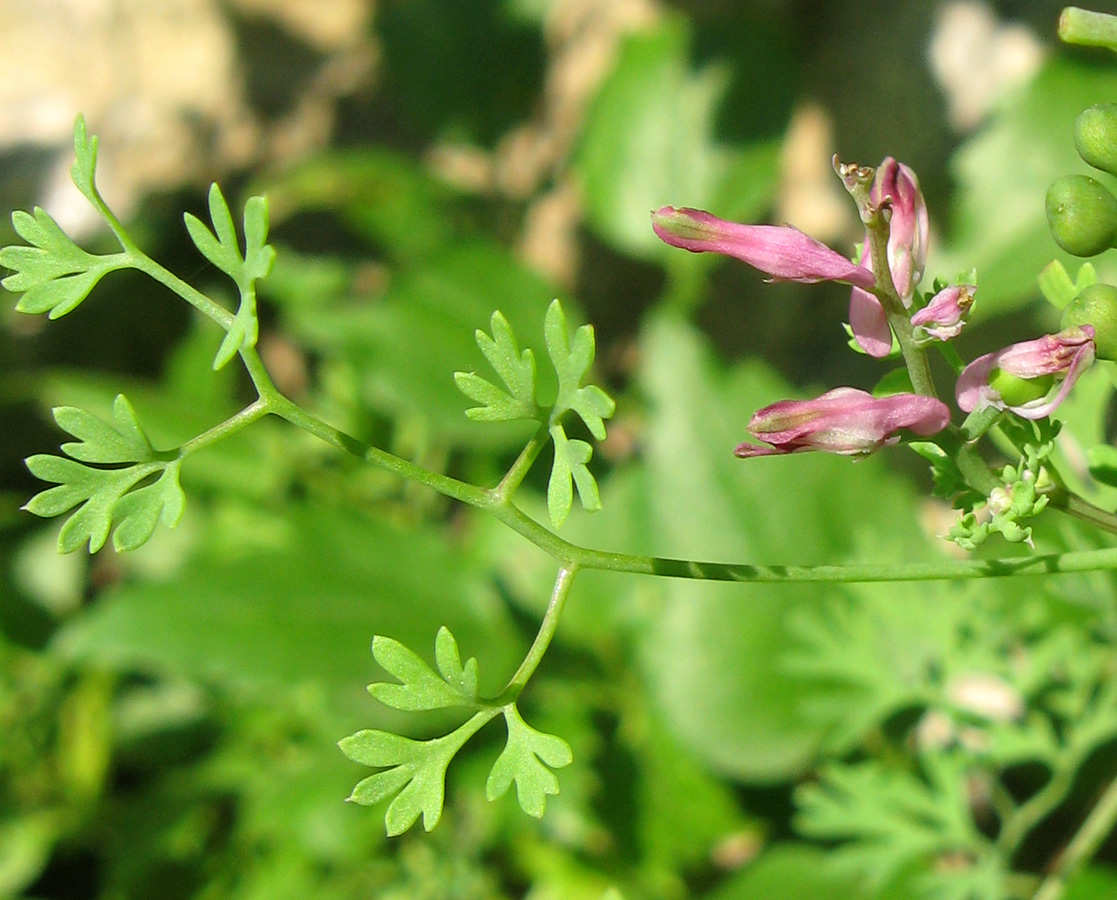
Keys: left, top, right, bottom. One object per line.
{"left": 1062, "top": 282, "right": 1117, "bottom": 360}
{"left": 1045, "top": 174, "right": 1117, "bottom": 257}
{"left": 1075, "top": 104, "right": 1117, "bottom": 177}
{"left": 988, "top": 369, "right": 1052, "bottom": 408}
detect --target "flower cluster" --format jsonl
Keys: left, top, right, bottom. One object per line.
{"left": 652, "top": 156, "right": 1098, "bottom": 461}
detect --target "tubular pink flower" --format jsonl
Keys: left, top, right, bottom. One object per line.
{"left": 734, "top": 387, "right": 951, "bottom": 458}
{"left": 651, "top": 207, "right": 876, "bottom": 289}
{"left": 848, "top": 158, "right": 929, "bottom": 358}
{"left": 872, "top": 158, "right": 929, "bottom": 301}
{"left": 911, "top": 284, "right": 976, "bottom": 341}
{"left": 956, "top": 325, "right": 1096, "bottom": 420}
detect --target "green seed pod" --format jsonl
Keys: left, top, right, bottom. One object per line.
{"left": 1062, "top": 282, "right": 1117, "bottom": 360}
{"left": 1045, "top": 174, "right": 1117, "bottom": 257}
{"left": 988, "top": 369, "right": 1053, "bottom": 407}
{"left": 1075, "top": 104, "right": 1117, "bottom": 177}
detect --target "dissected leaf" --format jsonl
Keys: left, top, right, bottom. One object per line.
{"left": 110, "top": 463, "right": 186, "bottom": 552}
{"left": 485, "top": 704, "right": 572, "bottom": 818}
{"left": 547, "top": 423, "right": 600, "bottom": 528}
{"left": 54, "top": 395, "right": 155, "bottom": 464}
{"left": 23, "top": 455, "right": 164, "bottom": 553}
{"left": 70, "top": 114, "right": 99, "bottom": 204}
{"left": 368, "top": 630, "right": 479, "bottom": 712}
{"left": 340, "top": 713, "right": 490, "bottom": 835}
{"left": 454, "top": 310, "right": 539, "bottom": 422}
{"left": 544, "top": 300, "right": 616, "bottom": 439}
{"left": 1, "top": 207, "right": 126, "bottom": 318}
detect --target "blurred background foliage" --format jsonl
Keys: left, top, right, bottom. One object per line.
{"left": 3, "top": 1, "right": 1117, "bottom": 898}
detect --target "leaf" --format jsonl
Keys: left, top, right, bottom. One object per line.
{"left": 434, "top": 626, "right": 479, "bottom": 701}
{"left": 70, "top": 114, "right": 99, "bottom": 204}
{"left": 794, "top": 757, "right": 991, "bottom": 895}
{"left": 368, "top": 629, "right": 479, "bottom": 712}
{"left": 23, "top": 455, "right": 165, "bottom": 553}
{"left": 486, "top": 704, "right": 572, "bottom": 818}
{"left": 54, "top": 394, "right": 155, "bottom": 464}
{"left": 339, "top": 726, "right": 473, "bottom": 835}
{"left": 340, "top": 708, "right": 497, "bottom": 836}
{"left": 544, "top": 300, "right": 615, "bottom": 438}
{"left": 453, "top": 310, "right": 539, "bottom": 423}
{"left": 547, "top": 423, "right": 600, "bottom": 528}
{"left": 0, "top": 207, "right": 124, "bottom": 318}
{"left": 184, "top": 183, "right": 273, "bottom": 368}
{"left": 184, "top": 183, "right": 242, "bottom": 280}
{"left": 109, "top": 463, "right": 186, "bottom": 552}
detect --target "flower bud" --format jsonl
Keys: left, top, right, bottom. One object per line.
{"left": 1075, "top": 103, "right": 1117, "bottom": 177}
{"left": 1045, "top": 174, "right": 1117, "bottom": 257}
{"left": 1061, "top": 283, "right": 1117, "bottom": 361}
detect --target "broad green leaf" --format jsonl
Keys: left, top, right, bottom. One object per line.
{"left": 547, "top": 423, "right": 600, "bottom": 527}
{"left": 635, "top": 314, "right": 949, "bottom": 781}
{"left": 278, "top": 242, "right": 563, "bottom": 447}
{"left": 485, "top": 704, "right": 572, "bottom": 818}
{"left": 368, "top": 630, "right": 479, "bottom": 712}
{"left": 576, "top": 18, "right": 730, "bottom": 257}
{"left": 433, "top": 626, "right": 479, "bottom": 701}
{"left": 700, "top": 844, "right": 867, "bottom": 900}
{"left": 51, "top": 505, "right": 523, "bottom": 711}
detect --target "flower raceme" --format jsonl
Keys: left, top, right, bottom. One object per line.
{"left": 650, "top": 207, "right": 876, "bottom": 289}
{"left": 956, "top": 326, "right": 1096, "bottom": 420}
{"left": 734, "top": 388, "right": 951, "bottom": 458}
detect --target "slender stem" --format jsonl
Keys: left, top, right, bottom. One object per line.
{"left": 1034, "top": 776, "right": 1117, "bottom": 900}
{"left": 498, "top": 565, "right": 578, "bottom": 702}
{"left": 998, "top": 755, "right": 1082, "bottom": 856}
{"left": 1050, "top": 488, "right": 1117, "bottom": 534}
{"left": 177, "top": 398, "right": 270, "bottom": 457}
{"left": 494, "top": 422, "right": 551, "bottom": 503}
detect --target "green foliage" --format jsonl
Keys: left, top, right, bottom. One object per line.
{"left": 485, "top": 704, "right": 572, "bottom": 818}
{"left": 184, "top": 183, "right": 275, "bottom": 369}
{"left": 454, "top": 299, "right": 614, "bottom": 527}
{"left": 454, "top": 311, "right": 539, "bottom": 423}
{"left": 369, "top": 628, "right": 480, "bottom": 712}
{"left": 342, "top": 627, "right": 570, "bottom": 834}
{"left": 0, "top": 206, "right": 127, "bottom": 318}
{"left": 22, "top": 395, "right": 184, "bottom": 552}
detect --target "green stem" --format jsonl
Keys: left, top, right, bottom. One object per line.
{"left": 1059, "top": 7, "right": 1117, "bottom": 51}
{"left": 1034, "top": 776, "right": 1117, "bottom": 900}
{"left": 498, "top": 565, "right": 577, "bottom": 702}
{"left": 998, "top": 754, "right": 1082, "bottom": 857}
{"left": 494, "top": 422, "right": 551, "bottom": 504}
{"left": 177, "top": 399, "right": 270, "bottom": 458}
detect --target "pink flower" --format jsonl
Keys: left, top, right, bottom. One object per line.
{"left": 651, "top": 207, "right": 875, "bottom": 288}
{"left": 849, "top": 158, "right": 930, "bottom": 358}
{"left": 911, "top": 284, "right": 976, "bottom": 341}
{"left": 734, "top": 387, "right": 951, "bottom": 458}
{"left": 956, "top": 326, "right": 1096, "bottom": 420}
